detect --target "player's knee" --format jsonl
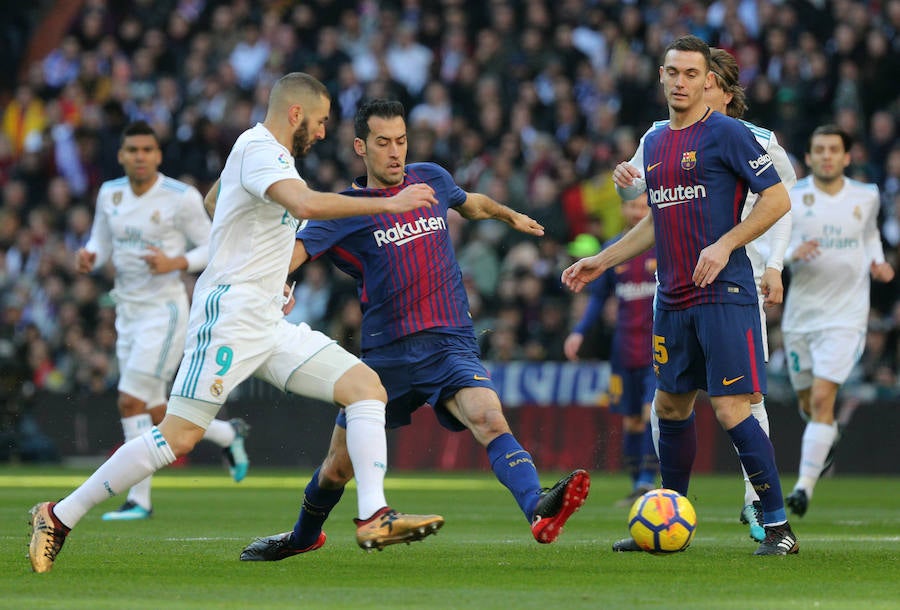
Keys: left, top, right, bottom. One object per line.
{"left": 468, "top": 407, "right": 511, "bottom": 440}
{"left": 156, "top": 417, "right": 205, "bottom": 457}
{"left": 334, "top": 364, "right": 386, "bottom": 405}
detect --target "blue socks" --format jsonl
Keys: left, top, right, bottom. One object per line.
{"left": 291, "top": 466, "right": 345, "bottom": 548}
{"left": 638, "top": 426, "right": 659, "bottom": 488}
{"left": 728, "top": 415, "right": 787, "bottom": 525}
{"left": 487, "top": 433, "right": 542, "bottom": 522}
{"left": 623, "top": 430, "right": 643, "bottom": 487}
{"left": 657, "top": 412, "right": 696, "bottom": 495}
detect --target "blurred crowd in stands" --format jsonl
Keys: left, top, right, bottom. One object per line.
{"left": 1, "top": 0, "right": 898, "bottom": 430}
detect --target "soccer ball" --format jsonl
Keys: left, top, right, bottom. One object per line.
{"left": 627, "top": 488, "right": 697, "bottom": 554}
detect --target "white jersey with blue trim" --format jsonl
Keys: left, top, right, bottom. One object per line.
{"left": 782, "top": 176, "right": 885, "bottom": 333}
{"left": 86, "top": 173, "right": 209, "bottom": 302}
{"left": 196, "top": 123, "right": 306, "bottom": 306}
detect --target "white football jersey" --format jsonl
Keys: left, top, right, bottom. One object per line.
{"left": 624, "top": 116, "right": 795, "bottom": 281}
{"left": 195, "top": 123, "right": 304, "bottom": 305}
{"left": 86, "top": 174, "right": 209, "bottom": 302}
{"left": 782, "top": 176, "right": 885, "bottom": 333}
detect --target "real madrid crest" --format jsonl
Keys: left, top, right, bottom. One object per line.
{"left": 853, "top": 205, "right": 861, "bottom": 221}
{"left": 803, "top": 193, "right": 814, "bottom": 206}
{"left": 681, "top": 150, "right": 697, "bottom": 171}
{"left": 151, "top": 210, "right": 161, "bottom": 224}
{"left": 113, "top": 191, "right": 123, "bottom": 205}
{"left": 210, "top": 379, "right": 224, "bottom": 398}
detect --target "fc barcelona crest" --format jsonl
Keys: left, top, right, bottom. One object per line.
{"left": 681, "top": 150, "right": 697, "bottom": 170}
{"left": 803, "top": 193, "right": 814, "bottom": 206}
{"left": 112, "top": 191, "right": 123, "bottom": 205}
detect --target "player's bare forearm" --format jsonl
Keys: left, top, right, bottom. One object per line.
{"left": 719, "top": 183, "right": 790, "bottom": 252}
{"left": 457, "top": 193, "right": 544, "bottom": 235}
{"left": 269, "top": 180, "right": 437, "bottom": 220}
{"left": 204, "top": 179, "right": 220, "bottom": 218}
{"left": 562, "top": 214, "right": 655, "bottom": 292}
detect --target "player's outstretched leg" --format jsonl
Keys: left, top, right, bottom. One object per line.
{"left": 240, "top": 531, "right": 326, "bottom": 561}
{"left": 530, "top": 469, "right": 591, "bottom": 544}
{"left": 28, "top": 502, "right": 70, "bottom": 573}
{"left": 354, "top": 507, "right": 444, "bottom": 551}
{"left": 222, "top": 418, "right": 250, "bottom": 482}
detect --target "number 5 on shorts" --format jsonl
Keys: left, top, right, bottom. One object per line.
{"left": 653, "top": 335, "right": 668, "bottom": 364}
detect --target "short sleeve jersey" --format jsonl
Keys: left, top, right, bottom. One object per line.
{"left": 642, "top": 110, "right": 782, "bottom": 309}
{"left": 196, "top": 124, "right": 304, "bottom": 300}
{"left": 297, "top": 162, "right": 471, "bottom": 351}
{"left": 87, "top": 173, "right": 209, "bottom": 302}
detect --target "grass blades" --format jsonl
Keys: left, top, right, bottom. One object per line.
{"left": 2, "top": 467, "right": 898, "bottom": 609}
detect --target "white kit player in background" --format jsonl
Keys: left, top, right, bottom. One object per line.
{"left": 612, "top": 47, "right": 795, "bottom": 543}
{"left": 76, "top": 121, "right": 250, "bottom": 522}
{"left": 781, "top": 124, "right": 894, "bottom": 517}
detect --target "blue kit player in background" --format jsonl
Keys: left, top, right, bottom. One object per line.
{"left": 240, "top": 99, "right": 591, "bottom": 561}
{"left": 563, "top": 36, "right": 798, "bottom": 556}
{"left": 564, "top": 193, "right": 658, "bottom": 507}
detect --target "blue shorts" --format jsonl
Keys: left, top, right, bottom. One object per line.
{"left": 336, "top": 331, "right": 494, "bottom": 431}
{"left": 609, "top": 365, "right": 656, "bottom": 417}
{"left": 653, "top": 303, "right": 766, "bottom": 396}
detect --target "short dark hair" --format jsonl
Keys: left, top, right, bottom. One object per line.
{"left": 662, "top": 35, "right": 711, "bottom": 71}
{"left": 354, "top": 99, "right": 405, "bottom": 140}
{"left": 809, "top": 124, "right": 852, "bottom": 152}
{"left": 121, "top": 121, "right": 159, "bottom": 146}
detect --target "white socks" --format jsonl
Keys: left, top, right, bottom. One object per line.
{"left": 121, "top": 414, "right": 154, "bottom": 510}
{"left": 54, "top": 427, "right": 176, "bottom": 529}
{"left": 344, "top": 400, "right": 388, "bottom": 520}
{"left": 795, "top": 421, "right": 838, "bottom": 498}
{"left": 202, "top": 418, "right": 236, "bottom": 447}
{"left": 738, "top": 399, "right": 770, "bottom": 505}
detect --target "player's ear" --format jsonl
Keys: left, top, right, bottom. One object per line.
{"left": 353, "top": 137, "right": 366, "bottom": 158}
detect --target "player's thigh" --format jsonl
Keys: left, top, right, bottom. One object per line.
{"left": 783, "top": 331, "right": 813, "bottom": 391}
{"left": 118, "top": 369, "right": 167, "bottom": 407}
{"left": 119, "top": 296, "right": 189, "bottom": 381}
{"left": 696, "top": 303, "right": 766, "bottom": 397}
{"left": 808, "top": 328, "right": 865, "bottom": 385}
{"left": 653, "top": 308, "right": 706, "bottom": 394}
{"left": 258, "top": 320, "right": 362, "bottom": 404}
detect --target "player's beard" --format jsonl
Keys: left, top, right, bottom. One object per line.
{"left": 291, "top": 120, "right": 313, "bottom": 158}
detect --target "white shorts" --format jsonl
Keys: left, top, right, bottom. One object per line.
{"left": 168, "top": 284, "right": 360, "bottom": 428}
{"left": 115, "top": 293, "right": 189, "bottom": 386}
{"left": 783, "top": 328, "right": 865, "bottom": 390}
{"left": 119, "top": 369, "right": 167, "bottom": 407}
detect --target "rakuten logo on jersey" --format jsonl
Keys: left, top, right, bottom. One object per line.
{"left": 748, "top": 153, "right": 773, "bottom": 175}
{"left": 373, "top": 216, "right": 447, "bottom": 247}
{"left": 648, "top": 184, "right": 707, "bottom": 209}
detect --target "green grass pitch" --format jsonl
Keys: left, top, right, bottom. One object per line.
{"left": 2, "top": 467, "right": 898, "bottom": 609}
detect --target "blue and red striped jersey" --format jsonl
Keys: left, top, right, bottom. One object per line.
{"left": 574, "top": 235, "right": 656, "bottom": 369}
{"left": 297, "top": 162, "right": 472, "bottom": 351}
{"left": 643, "top": 110, "right": 781, "bottom": 309}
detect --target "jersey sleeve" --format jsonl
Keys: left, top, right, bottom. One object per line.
{"left": 863, "top": 185, "right": 887, "bottom": 265}
{"left": 179, "top": 186, "right": 212, "bottom": 272}
{"left": 615, "top": 127, "right": 650, "bottom": 201}
{"left": 85, "top": 188, "right": 113, "bottom": 268}
{"left": 425, "top": 163, "right": 467, "bottom": 208}
{"left": 767, "top": 132, "right": 797, "bottom": 191}
{"left": 720, "top": 121, "right": 782, "bottom": 193}
{"left": 240, "top": 140, "right": 304, "bottom": 202}
{"left": 296, "top": 218, "right": 348, "bottom": 259}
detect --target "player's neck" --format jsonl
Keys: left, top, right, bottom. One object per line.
{"left": 813, "top": 174, "right": 845, "bottom": 196}
{"left": 129, "top": 173, "right": 159, "bottom": 197}
{"left": 668, "top": 105, "right": 711, "bottom": 130}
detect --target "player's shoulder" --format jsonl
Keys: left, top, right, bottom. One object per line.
{"left": 844, "top": 177, "right": 879, "bottom": 197}
{"left": 791, "top": 176, "right": 813, "bottom": 192}
{"left": 98, "top": 176, "right": 129, "bottom": 194}
{"left": 706, "top": 111, "right": 746, "bottom": 133}
{"left": 405, "top": 161, "right": 451, "bottom": 182}
{"left": 158, "top": 175, "right": 195, "bottom": 195}
{"left": 737, "top": 119, "right": 775, "bottom": 146}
